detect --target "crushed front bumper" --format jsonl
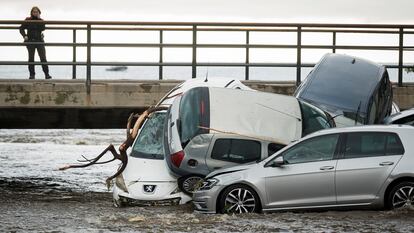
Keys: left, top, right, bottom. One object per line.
{"left": 119, "top": 195, "right": 181, "bottom": 206}
{"left": 192, "top": 185, "right": 223, "bottom": 214}
{"left": 112, "top": 181, "right": 191, "bottom": 207}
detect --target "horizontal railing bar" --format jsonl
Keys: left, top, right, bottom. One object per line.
{"left": 0, "top": 61, "right": 315, "bottom": 67}
{"left": 0, "top": 26, "right": 86, "bottom": 30}
{"left": 0, "top": 42, "right": 89, "bottom": 47}
{"left": 2, "top": 20, "right": 414, "bottom": 29}
{"left": 1, "top": 25, "right": 411, "bottom": 34}
{"left": 1, "top": 61, "right": 412, "bottom": 68}
{"left": 4, "top": 24, "right": 414, "bottom": 35}
{"left": 1, "top": 42, "right": 413, "bottom": 51}
{"left": 0, "top": 61, "right": 88, "bottom": 65}
{"left": 1, "top": 26, "right": 411, "bottom": 34}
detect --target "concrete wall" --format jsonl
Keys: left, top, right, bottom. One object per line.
{"left": 0, "top": 79, "right": 413, "bottom": 128}
{"left": 0, "top": 80, "right": 178, "bottom": 108}
{"left": 0, "top": 79, "right": 412, "bottom": 109}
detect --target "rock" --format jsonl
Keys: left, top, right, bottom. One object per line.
{"left": 128, "top": 215, "right": 145, "bottom": 222}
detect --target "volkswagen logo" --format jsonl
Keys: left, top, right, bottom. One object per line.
{"left": 143, "top": 185, "right": 156, "bottom": 194}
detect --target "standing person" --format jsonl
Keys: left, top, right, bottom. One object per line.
{"left": 19, "top": 6, "right": 52, "bottom": 79}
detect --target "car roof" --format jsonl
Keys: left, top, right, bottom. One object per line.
{"left": 308, "top": 124, "right": 413, "bottom": 137}
{"left": 296, "top": 53, "right": 386, "bottom": 115}
{"left": 159, "top": 77, "right": 251, "bottom": 106}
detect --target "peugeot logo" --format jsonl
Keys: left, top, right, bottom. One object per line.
{"left": 143, "top": 185, "right": 156, "bottom": 194}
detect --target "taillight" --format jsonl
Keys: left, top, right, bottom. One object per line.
{"left": 200, "top": 101, "right": 205, "bottom": 115}
{"left": 171, "top": 151, "right": 185, "bottom": 167}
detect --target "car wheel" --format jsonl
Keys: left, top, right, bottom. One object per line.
{"left": 387, "top": 181, "right": 414, "bottom": 209}
{"left": 178, "top": 174, "right": 205, "bottom": 196}
{"left": 218, "top": 184, "right": 261, "bottom": 214}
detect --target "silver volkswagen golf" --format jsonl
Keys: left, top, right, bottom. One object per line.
{"left": 193, "top": 125, "right": 414, "bottom": 214}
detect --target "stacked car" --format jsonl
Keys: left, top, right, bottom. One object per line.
{"left": 113, "top": 78, "right": 251, "bottom": 206}
{"left": 113, "top": 53, "right": 414, "bottom": 213}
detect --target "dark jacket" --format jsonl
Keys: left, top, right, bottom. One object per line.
{"left": 19, "top": 16, "right": 45, "bottom": 41}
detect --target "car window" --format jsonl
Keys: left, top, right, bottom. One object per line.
{"left": 299, "top": 100, "right": 332, "bottom": 136}
{"left": 268, "top": 143, "right": 285, "bottom": 157}
{"left": 130, "top": 112, "right": 166, "bottom": 160}
{"left": 211, "top": 139, "right": 261, "bottom": 164}
{"left": 386, "top": 133, "right": 405, "bottom": 155}
{"left": 282, "top": 134, "right": 339, "bottom": 164}
{"left": 344, "top": 132, "right": 404, "bottom": 159}
{"left": 394, "top": 115, "right": 414, "bottom": 126}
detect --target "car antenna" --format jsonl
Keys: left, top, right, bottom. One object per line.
{"left": 354, "top": 101, "right": 362, "bottom": 126}
{"left": 204, "top": 66, "right": 209, "bottom": 82}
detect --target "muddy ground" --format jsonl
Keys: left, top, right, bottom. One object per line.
{"left": 1, "top": 178, "right": 414, "bottom": 233}
{"left": 1, "top": 130, "right": 413, "bottom": 232}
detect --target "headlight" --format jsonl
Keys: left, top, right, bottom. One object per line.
{"left": 199, "top": 178, "right": 219, "bottom": 191}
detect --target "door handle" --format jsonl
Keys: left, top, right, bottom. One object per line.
{"left": 379, "top": 161, "right": 394, "bottom": 166}
{"left": 320, "top": 166, "right": 334, "bottom": 170}
{"left": 214, "top": 167, "right": 222, "bottom": 169}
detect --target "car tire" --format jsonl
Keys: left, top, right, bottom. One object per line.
{"left": 218, "top": 184, "right": 261, "bottom": 214}
{"left": 178, "top": 174, "right": 205, "bottom": 196}
{"left": 386, "top": 181, "right": 414, "bottom": 209}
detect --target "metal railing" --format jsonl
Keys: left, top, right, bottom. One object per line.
{"left": 1, "top": 20, "right": 414, "bottom": 94}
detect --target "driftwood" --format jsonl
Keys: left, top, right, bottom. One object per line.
{"left": 59, "top": 106, "right": 168, "bottom": 189}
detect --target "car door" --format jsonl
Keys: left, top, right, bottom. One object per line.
{"left": 335, "top": 132, "right": 404, "bottom": 205}
{"left": 264, "top": 134, "right": 340, "bottom": 209}
{"left": 206, "top": 137, "right": 262, "bottom": 171}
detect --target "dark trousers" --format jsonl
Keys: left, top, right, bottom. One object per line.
{"left": 26, "top": 43, "right": 49, "bottom": 76}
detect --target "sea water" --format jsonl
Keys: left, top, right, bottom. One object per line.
{"left": 0, "top": 129, "right": 125, "bottom": 192}
{"left": 1, "top": 65, "right": 413, "bottom": 83}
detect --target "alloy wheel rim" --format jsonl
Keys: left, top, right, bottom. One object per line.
{"left": 182, "top": 177, "right": 203, "bottom": 193}
{"left": 224, "top": 188, "right": 256, "bottom": 214}
{"left": 392, "top": 186, "right": 414, "bottom": 208}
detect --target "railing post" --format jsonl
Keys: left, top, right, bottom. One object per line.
{"left": 86, "top": 24, "right": 91, "bottom": 95}
{"left": 72, "top": 29, "right": 77, "bottom": 79}
{"left": 192, "top": 25, "right": 197, "bottom": 79}
{"left": 296, "top": 26, "right": 302, "bottom": 86}
{"left": 398, "top": 27, "right": 404, "bottom": 87}
{"left": 159, "top": 30, "right": 163, "bottom": 80}
{"left": 332, "top": 31, "right": 336, "bottom": 54}
{"left": 245, "top": 30, "right": 250, "bottom": 80}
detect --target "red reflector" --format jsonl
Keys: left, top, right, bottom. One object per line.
{"left": 171, "top": 151, "right": 185, "bottom": 167}
{"left": 200, "top": 101, "right": 205, "bottom": 115}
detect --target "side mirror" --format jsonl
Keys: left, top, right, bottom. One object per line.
{"left": 270, "top": 156, "right": 284, "bottom": 167}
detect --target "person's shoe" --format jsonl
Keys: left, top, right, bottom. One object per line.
{"left": 29, "top": 75, "right": 35, "bottom": 79}
{"left": 45, "top": 75, "right": 52, "bottom": 80}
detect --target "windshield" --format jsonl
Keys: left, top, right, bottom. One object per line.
{"left": 299, "top": 100, "right": 333, "bottom": 136}
{"left": 130, "top": 111, "right": 166, "bottom": 160}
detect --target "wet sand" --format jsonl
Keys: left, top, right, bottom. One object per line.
{"left": 1, "top": 177, "right": 414, "bottom": 233}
